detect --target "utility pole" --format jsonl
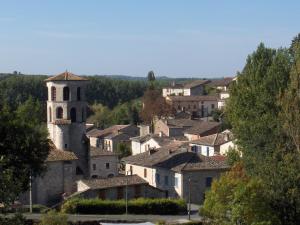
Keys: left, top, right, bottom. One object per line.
{"left": 29, "top": 171, "right": 32, "bottom": 213}
{"left": 188, "top": 178, "right": 191, "bottom": 220}
{"left": 125, "top": 171, "right": 128, "bottom": 215}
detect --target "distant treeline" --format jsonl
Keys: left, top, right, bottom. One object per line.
{"left": 0, "top": 74, "right": 147, "bottom": 109}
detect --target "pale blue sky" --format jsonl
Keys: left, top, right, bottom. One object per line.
{"left": 0, "top": 0, "right": 299, "bottom": 77}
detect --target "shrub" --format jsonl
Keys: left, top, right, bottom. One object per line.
{"left": 61, "top": 198, "right": 187, "bottom": 215}
{"left": 39, "top": 210, "right": 68, "bottom": 225}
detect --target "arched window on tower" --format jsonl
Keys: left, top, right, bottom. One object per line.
{"left": 49, "top": 107, "right": 52, "bottom": 122}
{"left": 77, "top": 87, "right": 81, "bottom": 101}
{"left": 51, "top": 87, "right": 56, "bottom": 101}
{"left": 70, "top": 107, "right": 77, "bottom": 122}
{"left": 56, "top": 107, "right": 63, "bottom": 119}
{"left": 63, "top": 87, "right": 70, "bottom": 101}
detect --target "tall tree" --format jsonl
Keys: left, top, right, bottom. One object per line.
{"left": 0, "top": 104, "right": 49, "bottom": 208}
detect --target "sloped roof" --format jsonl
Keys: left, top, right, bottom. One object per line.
{"left": 208, "top": 77, "right": 234, "bottom": 87}
{"left": 166, "top": 95, "right": 219, "bottom": 102}
{"left": 184, "top": 121, "right": 220, "bottom": 135}
{"left": 166, "top": 119, "right": 202, "bottom": 128}
{"left": 123, "top": 143, "right": 228, "bottom": 172}
{"left": 164, "top": 80, "right": 210, "bottom": 89}
{"left": 90, "top": 147, "right": 118, "bottom": 157}
{"left": 86, "top": 125, "right": 130, "bottom": 138}
{"left": 45, "top": 71, "right": 89, "bottom": 82}
{"left": 46, "top": 141, "right": 78, "bottom": 162}
{"left": 190, "top": 131, "right": 234, "bottom": 146}
{"left": 80, "top": 175, "right": 148, "bottom": 190}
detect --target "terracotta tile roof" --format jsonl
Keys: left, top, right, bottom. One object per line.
{"left": 184, "top": 121, "right": 221, "bottom": 135}
{"left": 123, "top": 143, "right": 228, "bottom": 172}
{"left": 80, "top": 175, "right": 148, "bottom": 190}
{"left": 90, "top": 147, "right": 118, "bottom": 157}
{"left": 190, "top": 130, "right": 234, "bottom": 146}
{"left": 86, "top": 125, "right": 130, "bottom": 138}
{"left": 46, "top": 141, "right": 78, "bottom": 162}
{"left": 166, "top": 119, "right": 202, "bottom": 128}
{"left": 45, "top": 71, "right": 89, "bottom": 82}
{"left": 166, "top": 95, "right": 219, "bottom": 102}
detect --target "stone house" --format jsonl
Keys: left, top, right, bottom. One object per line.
{"left": 189, "top": 130, "right": 235, "bottom": 156}
{"left": 208, "top": 77, "right": 234, "bottom": 92}
{"left": 165, "top": 95, "right": 218, "bottom": 117}
{"left": 162, "top": 80, "right": 210, "bottom": 97}
{"left": 89, "top": 147, "right": 119, "bottom": 179}
{"left": 77, "top": 175, "right": 166, "bottom": 200}
{"left": 123, "top": 144, "right": 229, "bottom": 204}
{"left": 154, "top": 118, "right": 220, "bottom": 139}
{"left": 183, "top": 121, "right": 221, "bottom": 141}
{"left": 130, "top": 134, "right": 179, "bottom": 155}
{"left": 87, "top": 124, "right": 139, "bottom": 151}
{"left": 19, "top": 142, "right": 78, "bottom": 206}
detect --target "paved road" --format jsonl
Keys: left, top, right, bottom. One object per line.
{"left": 24, "top": 204, "right": 202, "bottom": 223}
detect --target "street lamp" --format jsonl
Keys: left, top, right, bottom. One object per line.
{"left": 188, "top": 178, "right": 191, "bottom": 220}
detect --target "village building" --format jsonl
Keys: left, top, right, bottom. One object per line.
{"left": 189, "top": 130, "right": 235, "bottom": 156}
{"left": 165, "top": 95, "right": 219, "bottom": 117}
{"left": 89, "top": 147, "right": 119, "bottom": 179}
{"left": 162, "top": 80, "right": 210, "bottom": 97}
{"left": 77, "top": 175, "right": 166, "bottom": 200}
{"left": 183, "top": 121, "right": 221, "bottom": 141}
{"left": 208, "top": 77, "right": 234, "bottom": 92}
{"left": 154, "top": 118, "right": 220, "bottom": 138}
{"left": 130, "top": 134, "right": 185, "bottom": 155}
{"left": 123, "top": 144, "right": 229, "bottom": 204}
{"left": 87, "top": 124, "right": 139, "bottom": 151}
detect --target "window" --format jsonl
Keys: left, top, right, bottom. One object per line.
{"left": 106, "top": 163, "right": 110, "bottom": 169}
{"left": 155, "top": 173, "right": 160, "bottom": 184}
{"left": 193, "top": 105, "right": 196, "bottom": 109}
{"left": 77, "top": 87, "right": 81, "bottom": 101}
{"left": 49, "top": 107, "right": 52, "bottom": 122}
{"left": 211, "top": 104, "right": 215, "bottom": 109}
{"left": 56, "top": 107, "right": 63, "bottom": 119}
{"left": 51, "top": 87, "right": 56, "bottom": 101}
{"left": 206, "top": 147, "right": 209, "bottom": 156}
{"left": 64, "top": 144, "right": 68, "bottom": 149}
{"left": 178, "top": 105, "right": 181, "bottom": 110}
{"left": 130, "top": 166, "right": 133, "bottom": 174}
{"left": 82, "top": 107, "right": 85, "bottom": 122}
{"left": 144, "top": 168, "right": 147, "bottom": 178}
{"left": 206, "top": 177, "right": 213, "bottom": 187}
{"left": 70, "top": 107, "right": 76, "bottom": 122}
{"left": 92, "top": 164, "right": 96, "bottom": 171}
{"left": 191, "top": 145, "right": 197, "bottom": 153}
{"left": 164, "top": 176, "right": 169, "bottom": 186}
{"left": 63, "top": 87, "right": 70, "bottom": 101}
{"left": 174, "top": 177, "right": 178, "bottom": 187}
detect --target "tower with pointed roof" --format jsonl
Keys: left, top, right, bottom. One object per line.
{"left": 45, "top": 71, "right": 89, "bottom": 176}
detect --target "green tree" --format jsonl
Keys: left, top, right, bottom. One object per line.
{"left": 201, "top": 164, "right": 279, "bottom": 225}
{"left": 116, "top": 142, "right": 132, "bottom": 159}
{"left": 0, "top": 104, "right": 49, "bottom": 208}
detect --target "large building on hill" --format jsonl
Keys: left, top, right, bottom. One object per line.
{"left": 162, "top": 80, "right": 210, "bottom": 97}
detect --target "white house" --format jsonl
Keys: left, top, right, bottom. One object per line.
{"left": 189, "top": 130, "right": 235, "bottom": 156}
{"left": 162, "top": 80, "right": 210, "bottom": 97}
{"left": 123, "top": 144, "right": 229, "bottom": 204}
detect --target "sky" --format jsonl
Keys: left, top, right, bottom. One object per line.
{"left": 0, "top": 0, "right": 299, "bottom": 78}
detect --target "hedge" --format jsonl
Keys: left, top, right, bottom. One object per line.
{"left": 61, "top": 198, "right": 187, "bottom": 215}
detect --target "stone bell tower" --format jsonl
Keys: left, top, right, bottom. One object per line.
{"left": 45, "top": 71, "right": 89, "bottom": 176}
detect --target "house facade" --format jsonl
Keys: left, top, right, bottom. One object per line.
{"left": 123, "top": 145, "right": 229, "bottom": 204}
{"left": 77, "top": 175, "right": 166, "bottom": 200}
{"left": 162, "top": 80, "right": 210, "bottom": 97}
{"left": 189, "top": 130, "right": 235, "bottom": 156}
